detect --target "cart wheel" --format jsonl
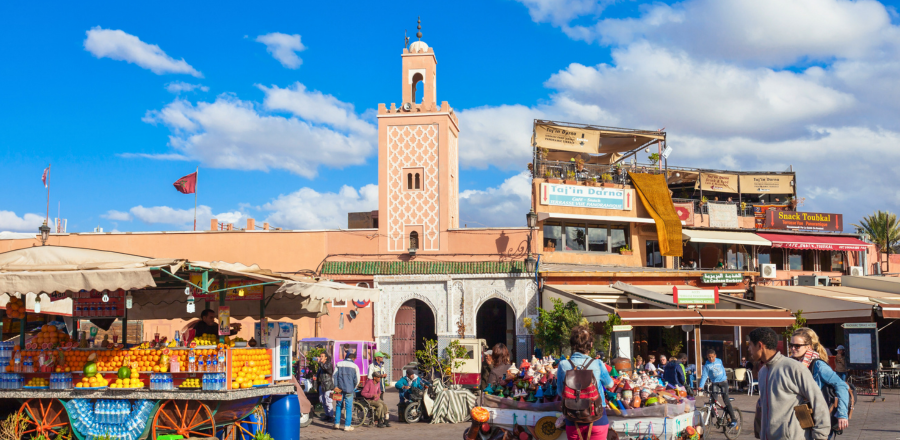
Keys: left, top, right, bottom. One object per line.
{"left": 17, "top": 399, "right": 72, "bottom": 440}
{"left": 222, "top": 405, "right": 265, "bottom": 440}
{"left": 152, "top": 400, "right": 216, "bottom": 440}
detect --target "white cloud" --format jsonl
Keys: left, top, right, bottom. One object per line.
{"left": 459, "top": 172, "right": 532, "bottom": 227}
{"left": 262, "top": 184, "right": 378, "bottom": 230}
{"left": 140, "top": 88, "right": 376, "bottom": 178}
{"left": 84, "top": 27, "right": 202, "bottom": 77}
{"left": 0, "top": 211, "right": 45, "bottom": 233}
{"left": 255, "top": 33, "right": 306, "bottom": 69}
{"left": 102, "top": 210, "right": 132, "bottom": 221}
{"left": 517, "top": 0, "right": 611, "bottom": 26}
{"left": 165, "top": 82, "right": 209, "bottom": 94}
{"left": 117, "top": 152, "right": 192, "bottom": 161}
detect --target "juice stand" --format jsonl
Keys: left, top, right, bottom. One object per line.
{"left": 0, "top": 246, "right": 380, "bottom": 440}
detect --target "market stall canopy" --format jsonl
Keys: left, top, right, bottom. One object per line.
{"left": 275, "top": 279, "right": 380, "bottom": 303}
{"left": 682, "top": 230, "right": 771, "bottom": 246}
{"left": 534, "top": 120, "right": 664, "bottom": 156}
{"left": 0, "top": 246, "right": 183, "bottom": 296}
{"left": 542, "top": 285, "right": 616, "bottom": 323}
{"left": 842, "top": 275, "right": 900, "bottom": 295}
{"left": 755, "top": 233, "right": 868, "bottom": 251}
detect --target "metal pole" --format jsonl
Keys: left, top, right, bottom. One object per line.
{"left": 19, "top": 312, "right": 26, "bottom": 349}
{"left": 194, "top": 167, "right": 198, "bottom": 231}
{"left": 123, "top": 304, "right": 128, "bottom": 346}
{"left": 260, "top": 296, "right": 266, "bottom": 348}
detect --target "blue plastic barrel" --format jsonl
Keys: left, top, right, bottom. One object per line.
{"left": 268, "top": 395, "right": 301, "bottom": 440}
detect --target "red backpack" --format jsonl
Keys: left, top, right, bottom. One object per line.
{"left": 562, "top": 358, "right": 604, "bottom": 437}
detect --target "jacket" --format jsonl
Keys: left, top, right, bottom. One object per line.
{"left": 394, "top": 375, "right": 423, "bottom": 392}
{"left": 810, "top": 360, "right": 850, "bottom": 420}
{"left": 663, "top": 360, "right": 686, "bottom": 387}
{"left": 756, "top": 352, "right": 830, "bottom": 440}
{"left": 368, "top": 361, "right": 387, "bottom": 391}
{"left": 833, "top": 354, "right": 847, "bottom": 373}
{"left": 698, "top": 358, "right": 728, "bottom": 388}
{"left": 556, "top": 353, "right": 614, "bottom": 407}
{"left": 316, "top": 359, "right": 334, "bottom": 389}
{"left": 334, "top": 359, "right": 360, "bottom": 393}
{"left": 361, "top": 379, "right": 382, "bottom": 401}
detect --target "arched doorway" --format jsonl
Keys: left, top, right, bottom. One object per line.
{"left": 476, "top": 298, "right": 516, "bottom": 363}
{"left": 392, "top": 299, "right": 436, "bottom": 380}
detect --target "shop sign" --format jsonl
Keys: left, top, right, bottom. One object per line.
{"left": 842, "top": 323, "right": 876, "bottom": 329}
{"left": 698, "top": 173, "right": 738, "bottom": 193}
{"left": 539, "top": 183, "right": 634, "bottom": 211}
{"left": 754, "top": 204, "right": 791, "bottom": 229}
{"left": 738, "top": 175, "right": 794, "bottom": 194}
{"left": 701, "top": 273, "right": 743, "bottom": 284}
{"left": 534, "top": 125, "right": 601, "bottom": 154}
{"left": 612, "top": 325, "right": 633, "bottom": 332}
{"left": 764, "top": 210, "right": 843, "bottom": 232}
{"left": 673, "top": 287, "right": 719, "bottom": 305}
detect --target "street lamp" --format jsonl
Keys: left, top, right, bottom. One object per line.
{"left": 526, "top": 209, "right": 537, "bottom": 229}
{"left": 525, "top": 255, "right": 536, "bottom": 273}
{"left": 525, "top": 210, "right": 538, "bottom": 273}
{"left": 39, "top": 221, "right": 51, "bottom": 246}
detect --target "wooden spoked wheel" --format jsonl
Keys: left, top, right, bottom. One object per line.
{"left": 16, "top": 399, "right": 72, "bottom": 440}
{"left": 222, "top": 405, "right": 266, "bottom": 440}
{"left": 152, "top": 400, "right": 216, "bottom": 440}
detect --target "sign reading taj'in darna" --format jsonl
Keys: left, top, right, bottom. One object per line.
{"left": 539, "top": 183, "right": 634, "bottom": 210}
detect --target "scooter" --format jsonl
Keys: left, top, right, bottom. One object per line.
{"left": 401, "top": 383, "right": 435, "bottom": 423}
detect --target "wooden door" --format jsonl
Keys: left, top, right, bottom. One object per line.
{"left": 392, "top": 301, "right": 417, "bottom": 381}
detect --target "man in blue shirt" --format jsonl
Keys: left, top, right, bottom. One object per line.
{"left": 394, "top": 368, "right": 425, "bottom": 405}
{"left": 696, "top": 349, "right": 736, "bottom": 428}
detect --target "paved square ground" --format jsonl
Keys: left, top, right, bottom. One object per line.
{"left": 302, "top": 388, "right": 900, "bottom": 440}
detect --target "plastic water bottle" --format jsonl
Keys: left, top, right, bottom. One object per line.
{"left": 188, "top": 350, "right": 196, "bottom": 373}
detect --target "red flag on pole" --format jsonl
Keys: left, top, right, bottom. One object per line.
{"left": 173, "top": 172, "right": 197, "bottom": 194}
{"left": 42, "top": 166, "right": 50, "bottom": 188}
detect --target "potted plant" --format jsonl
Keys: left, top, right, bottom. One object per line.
{"left": 564, "top": 170, "right": 577, "bottom": 185}
{"left": 589, "top": 176, "right": 600, "bottom": 186}
{"left": 527, "top": 163, "right": 534, "bottom": 176}
{"left": 618, "top": 245, "right": 633, "bottom": 256}
{"left": 700, "top": 196, "right": 709, "bottom": 206}
{"left": 648, "top": 152, "right": 661, "bottom": 165}
{"left": 600, "top": 173, "right": 613, "bottom": 187}
{"left": 546, "top": 170, "right": 562, "bottom": 184}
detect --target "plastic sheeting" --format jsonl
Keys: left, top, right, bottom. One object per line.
{"left": 429, "top": 380, "right": 477, "bottom": 424}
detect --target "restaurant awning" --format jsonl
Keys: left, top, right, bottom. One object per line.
{"left": 755, "top": 233, "right": 869, "bottom": 251}
{"left": 696, "top": 309, "right": 795, "bottom": 327}
{"left": 682, "top": 230, "right": 771, "bottom": 246}
{"left": 878, "top": 298, "right": 900, "bottom": 319}
{"left": 542, "top": 285, "right": 616, "bottom": 323}
{"left": 754, "top": 285, "right": 891, "bottom": 323}
{"left": 617, "top": 309, "right": 702, "bottom": 326}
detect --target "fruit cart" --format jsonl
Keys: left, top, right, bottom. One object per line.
{"left": 0, "top": 246, "right": 381, "bottom": 440}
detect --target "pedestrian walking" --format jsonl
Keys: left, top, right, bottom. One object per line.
{"left": 557, "top": 325, "right": 614, "bottom": 440}
{"left": 333, "top": 349, "right": 361, "bottom": 431}
{"left": 750, "top": 327, "right": 830, "bottom": 440}
{"left": 697, "top": 350, "right": 737, "bottom": 428}
{"left": 790, "top": 328, "right": 850, "bottom": 438}
{"left": 833, "top": 345, "right": 848, "bottom": 381}
{"left": 315, "top": 351, "right": 335, "bottom": 423}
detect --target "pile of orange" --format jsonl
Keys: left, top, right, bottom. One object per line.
{"left": 177, "top": 348, "right": 220, "bottom": 371}
{"left": 32, "top": 325, "right": 69, "bottom": 347}
{"left": 76, "top": 374, "right": 109, "bottom": 388}
{"left": 5, "top": 296, "right": 25, "bottom": 319}
{"left": 230, "top": 349, "right": 271, "bottom": 389}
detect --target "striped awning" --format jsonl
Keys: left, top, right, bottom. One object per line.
{"left": 429, "top": 380, "right": 477, "bottom": 424}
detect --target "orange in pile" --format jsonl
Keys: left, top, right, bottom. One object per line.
{"left": 5, "top": 296, "right": 25, "bottom": 319}
{"left": 32, "top": 325, "right": 69, "bottom": 347}
{"left": 230, "top": 349, "right": 271, "bottom": 389}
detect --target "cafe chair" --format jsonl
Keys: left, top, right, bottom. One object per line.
{"left": 732, "top": 368, "right": 748, "bottom": 391}
{"left": 725, "top": 368, "right": 735, "bottom": 390}
{"left": 747, "top": 370, "right": 759, "bottom": 395}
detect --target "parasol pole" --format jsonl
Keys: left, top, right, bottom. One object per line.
{"left": 194, "top": 167, "right": 198, "bottom": 231}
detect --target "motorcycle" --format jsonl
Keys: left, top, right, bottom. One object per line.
{"left": 402, "top": 383, "right": 436, "bottom": 423}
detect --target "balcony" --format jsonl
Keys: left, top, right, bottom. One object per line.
{"left": 672, "top": 198, "right": 757, "bottom": 217}
{"left": 532, "top": 158, "right": 668, "bottom": 186}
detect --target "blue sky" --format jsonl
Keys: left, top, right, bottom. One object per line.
{"left": 3, "top": 0, "right": 900, "bottom": 233}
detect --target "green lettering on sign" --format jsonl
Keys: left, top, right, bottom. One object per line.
{"left": 701, "top": 273, "right": 743, "bottom": 284}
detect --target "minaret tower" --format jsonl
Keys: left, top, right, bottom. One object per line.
{"left": 377, "top": 18, "right": 460, "bottom": 254}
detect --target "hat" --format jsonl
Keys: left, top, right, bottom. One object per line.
{"left": 836, "top": 345, "right": 845, "bottom": 351}
{"left": 374, "top": 351, "right": 386, "bottom": 358}
{"left": 405, "top": 368, "right": 417, "bottom": 376}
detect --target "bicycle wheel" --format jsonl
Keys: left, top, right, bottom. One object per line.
{"left": 723, "top": 408, "right": 743, "bottom": 440}
{"left": 699, "top": 407, "right": 713, "bottom": 440}
{"left": 351, "top": 400, "right": 369, "bottom": 427}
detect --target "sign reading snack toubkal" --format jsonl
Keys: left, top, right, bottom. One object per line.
{"left": 539, "top": 183, "right": 634, "bottom": 210}
{"left": 765, "top": 210, "right": 843, "bottom": 232}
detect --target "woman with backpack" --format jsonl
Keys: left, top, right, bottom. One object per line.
{"left": 556, "top": 326, "right": 614, "bottom": 440}
{"left": 790, "top": 327, "right": 850, "bottom": 437}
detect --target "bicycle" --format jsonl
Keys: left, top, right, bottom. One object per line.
{"left": 698, "top": 386, "right": 742, "bottom": 439}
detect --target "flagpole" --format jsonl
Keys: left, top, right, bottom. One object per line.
{"left": 46, "top": 164, "right": 50, "bottom": 223}
{"left": 194, "top": 167, "right": 198, "bottom": 231}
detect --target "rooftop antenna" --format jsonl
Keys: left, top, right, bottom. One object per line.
{"left": 417, "top": 17, "right": 422, "bottom": 40}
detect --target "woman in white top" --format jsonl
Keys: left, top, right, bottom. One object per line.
{"left": 644, "top": 354, "right": 658, "bottom": 376}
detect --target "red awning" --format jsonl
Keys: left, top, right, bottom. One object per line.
{"left": 756, "top": 233, "right": 869, "bottom": 251}
{"left": 697, "top": 309, "right": 796, "bottom": 327}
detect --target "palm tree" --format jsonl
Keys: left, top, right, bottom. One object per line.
{"left": 853, "top": 211, "right": 900, "bottom": 273}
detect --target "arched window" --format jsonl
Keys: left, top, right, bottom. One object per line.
{"left": 415, "top": 173, "right": 421, "bottom": 190}
{"left": 411, "top": 72, "right": 424, "bottom": 104}
{"left": 407, "top": 173, "right": 413, "bottom": 190}
{"left": 409, "top": 231, "right": 419, "bottom": 250}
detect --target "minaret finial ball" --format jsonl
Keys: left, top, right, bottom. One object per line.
{"left": 416, "top": 17, "right": 422, "bottom": 40}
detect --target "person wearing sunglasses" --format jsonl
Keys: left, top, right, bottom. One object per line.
{"left": 790, "top": 328, "right": 850, "bottom": 438}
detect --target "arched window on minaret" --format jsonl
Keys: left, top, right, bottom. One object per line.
{"left": 411, "top": 72, "right": 424, "bottom": 104}
{"left": 407, "top": 173, "right": 413, "bottom": 190}
{"left": 415, "top": 173, "right": 421, "bottom": 190}
{"left": 409, "top": 231, "right": 419, "bottom": 250}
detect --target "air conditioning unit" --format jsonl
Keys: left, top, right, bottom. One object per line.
{"left": 849, "top": 266, "right": 864, "bottom": 276}
{"left": 761, "top": 264, "right": 777, "bottom": 279}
